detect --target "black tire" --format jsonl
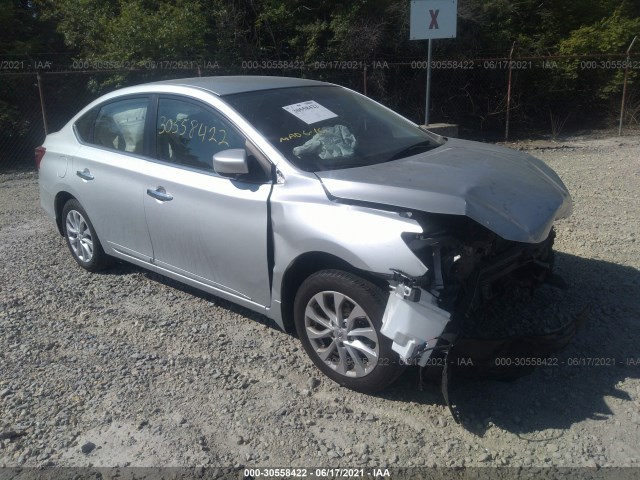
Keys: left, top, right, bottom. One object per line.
{"left": 294, "top": 269, "right": 405, "bottom": 393}
{"left": 61, "top": 199, "right": 112, "bottom": 272}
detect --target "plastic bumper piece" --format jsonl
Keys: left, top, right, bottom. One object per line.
{"left": 380, "top": 286, "right": 451, "bottom": 366}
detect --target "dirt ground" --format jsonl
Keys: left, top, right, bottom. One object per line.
{"left": 0, "top": 133, "right": 639, "bottom": 471}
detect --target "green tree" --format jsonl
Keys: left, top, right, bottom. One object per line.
{"left": 558, "top": 8, "right": 640, "bottom": 99}
{"left": 39, "top": 0, "right": 208, "bottom": 65}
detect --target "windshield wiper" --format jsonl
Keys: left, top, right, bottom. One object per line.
{"left": 388, "top": 140, "right": 436, "bottom": 161}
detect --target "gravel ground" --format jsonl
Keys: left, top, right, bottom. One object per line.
{"left": 0, "top": 133, "right": 639, "bottom": 470}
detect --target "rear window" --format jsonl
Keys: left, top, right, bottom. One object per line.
{"left": 74, "top": 109, "right": 98, "bottom": 143}
{"left": 94, "top": 98, "right": 148, "bottom": 154}
{"left": 74, "top": 97, "right": 149, "bottom": 153}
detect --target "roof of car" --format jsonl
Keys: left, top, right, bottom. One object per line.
{"left": 144, "top": 76, "right": 331, "bottom": 96}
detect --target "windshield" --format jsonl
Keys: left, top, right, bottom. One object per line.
{"left": 223, "top": 86, "right": 443, "bottom": 172}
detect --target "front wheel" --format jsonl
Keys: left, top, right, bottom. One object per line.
{"left": 294, "top": 270, "right": 405, "bottom": 392}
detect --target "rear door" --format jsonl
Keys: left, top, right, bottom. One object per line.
{"left": 142, "top": 95, "right": 273, "bottom": 306}
{"left": 72, "top": 96, "right": 154, "bottom": 262}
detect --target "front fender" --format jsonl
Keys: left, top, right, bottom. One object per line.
{"left": 272, "top": 177, "right": 426, "bottom": 272}
{"left": 269, "top": 175, "right": 427, "bottom": 324}
{"left": 276, "top": 202, "right": 426, "bottom": 275}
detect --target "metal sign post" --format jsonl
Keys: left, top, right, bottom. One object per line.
{"left": 426, "top": 39, "right": 433, "bottom": 126}
{"left": 410, "top": 0, "right": 458, "bottom": 126}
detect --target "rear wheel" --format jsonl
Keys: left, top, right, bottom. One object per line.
{"left": 62, "top": 199, "right": 112, "bottom": 272}
{"left": 294, "top": 269, "right": 404, "bottom": 392}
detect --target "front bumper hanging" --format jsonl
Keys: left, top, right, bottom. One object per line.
{"left": 380, "top": 273, "right": 452, "bottom": 367}
{"left": 379, "top": 270, "right": 587, "bottom": 424}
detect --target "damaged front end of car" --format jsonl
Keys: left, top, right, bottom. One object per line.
{"left": 379, "top": 214, "right": 584, "bottom": 422}
{"left": 314, "top": 136, "right": 580, "bottom": 408}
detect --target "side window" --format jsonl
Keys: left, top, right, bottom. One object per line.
{"left": 93, "top": 98, "right": 148, "bottom": 154}
{"left": 74, "top": 108, "right": 98, "bottom": 143}
{"left": 156, "top": 98, "right": 245, "bottom": 171}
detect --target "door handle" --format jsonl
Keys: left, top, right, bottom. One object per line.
{"left": 146, "top": 187, "right": 173, "bottom": 202}
{"left": 76, "top": 169, "right": 94, "bottom": 181}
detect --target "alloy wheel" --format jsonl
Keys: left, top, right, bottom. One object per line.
{"left": 304, "top": 291, "right": 380, "bottom": 378}
{"left": 65, "top": 209, "right": 94, "bottom": 262}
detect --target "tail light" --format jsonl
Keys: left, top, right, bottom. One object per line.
{"left": 35, "top": 146, "right": 46, "bottom": 170}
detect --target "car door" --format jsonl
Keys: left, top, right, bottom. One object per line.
{"left": 72, "top": 96, "right": 154, "bottom": 262}
{"left": 142, "top": 95, "right": 273, "bottom": 306}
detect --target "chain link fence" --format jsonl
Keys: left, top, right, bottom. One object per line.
{"left": 1, "top": 53, "right": 638, "bottom": 171}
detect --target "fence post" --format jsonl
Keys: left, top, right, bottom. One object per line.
{"left": 363, "top": 62, "right": 368, "bottom": 96}
{"left": 505, "top": 41, "right": 516, "bottom": 141}
{"left": 36, "top": 71, "right": 49, "bottom": 136}
{"left": 619, "top": 36, "right": 637, "bottom": 136}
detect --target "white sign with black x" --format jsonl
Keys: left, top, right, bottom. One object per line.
{"left": 410, "top": 0, "right": 457, "bottom": 40}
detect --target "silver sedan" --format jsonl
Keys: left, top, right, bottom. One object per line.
{"left": 38, "top": 76, "right": 572, "bottom": 392}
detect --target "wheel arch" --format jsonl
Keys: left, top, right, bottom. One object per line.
{"left": 279, "top": 251, "right": 390, "bottom": 334}
{"left": 54, "top": 191, "right": 77, "bottom": 235}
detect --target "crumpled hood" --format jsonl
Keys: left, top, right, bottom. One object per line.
{"left": 315, "top": 138, "right": 572, "bottom": 243}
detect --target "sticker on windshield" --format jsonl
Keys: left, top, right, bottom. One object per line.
{"left": 282, "top": 100, "right": 338, "bottom": 125}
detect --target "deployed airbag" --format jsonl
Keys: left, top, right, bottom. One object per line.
{"left": 293, "top": 125, "right": 357, "bottom": 159}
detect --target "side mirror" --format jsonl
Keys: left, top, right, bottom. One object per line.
{"left": 213, "top": 149, "right": 248, "bottom": 176}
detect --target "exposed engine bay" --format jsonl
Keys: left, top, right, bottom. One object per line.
{"left": 379, "top": 214, "right": 583, "bottom": 422}
{"left": 383, "top": 213, "right": 559, "bottom": 360}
